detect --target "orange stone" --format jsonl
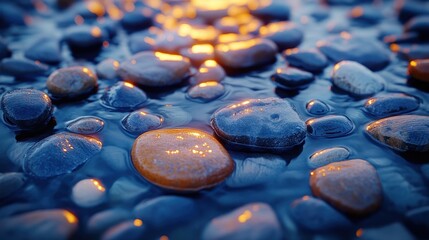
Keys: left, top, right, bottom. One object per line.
{"left": 408, "top": 59, "right": 429, "bottom": 82}
{"left": 131, "top": 128, "right": 234, "bottom": 191}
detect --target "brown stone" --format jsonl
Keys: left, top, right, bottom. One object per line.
{"left": 47, "top": 66, "right": 97, "bottom": 98}
{"left": 408, "top": 59, "right": 429, "bottom": 82}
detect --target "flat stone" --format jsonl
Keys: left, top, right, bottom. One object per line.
{"left": 131, "top": 128, "right": 234, "bottom": 191}
{"left": 0, "top": 58, "right": 48, "bottom": 77}
{"left": 72, "top": 178, "right": 106, "bottom": 207}
{"left": 187, "top": 81, "right": 225, "bottom": 102}
{"left": 121, "top": 110, "right": 162, "bottom": 135}
{"left": 259, "top": 22, "right": 303, "bottom": 51}
{"left": 127, "top": 29, "right": 157, "bottom": 54}
{"left": 306, "top": 115, "right": 354, "bottom": 138}
{"left": 408, "top": 59, "right": 429, "bottom": 82}
{"left": 117, "top": 51, "right": 191, "bottom": 87}
{"left": 250, "top": 1, "right": 290, "bottom": 21}
{"left": 23, "top": 133, "right": 102, "bottom": 178}
{"left": 331, "top": 61, "right": 384, "bottom": 97}
{"left": 96, "top": 58, "right": 120, "bottom": 80}
{"left": 306, "top": 99, "right": 330, "bottom": 115}
{"left": 0, "top": 172, "right": 26, "bottom": 199}
{"left": 1, "top": 89, "right": 53, "bottom": 130}
{"left": 290, "top": 196, "right": 352, "bottom": 232}
{"left": 348, "top": 6, "right": 382, "bottom": 26}
{"left": 100, "top": 82, "right": 148, "bottom": 111}
{"left": 364, "top": 93, "right": 419, "bottom": 118}
{"left": 308, "top": 147, "right": 350, "bottom": 168}
{"left": 215, "top": 38, "right": 277, "bottom": 69}
{"left": 283, "top": 49, "right": 328, "bottom": 73}
{"left": 366, "top": 115, "right": 429, "bottom": 152}
{"left": 271, "top": 67, "right": 314, "bottom": 90}
{"left": 211, "top": 98, "right": 306, "bottom": 151}
{"left": 310, "top": 159, "right": 382, "bottom": 216}
{"left": 202, "top": 203, "right": 282, "bottom": 240}
{"left": 47, "top": 66, "right": 98, "bottom": 99}
{"left": 24, "top": 37, "right": 62, "bottom": 64}
{"left": 64, "top": 25, "right": 107, "bottom": 49}
{"left": 66, "top": 116, "right": 104, "bottom": 135}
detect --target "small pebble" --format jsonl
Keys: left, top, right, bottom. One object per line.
{"left": 271, "top": 67, "right": 314, "bottom": 90}
{"left": 0, "top": 172, "right": 26, "bottom": 199}
{"left": 179, "top": 44, "right": 215, "bottom": 66}
{"left": 187, "top": 81, "right": 225, "bottom": 102}
{"left": 283, "top": 49, "right": 328, "bottom": 73}
{"left": 72, "top": 178, "right": 106, "bottom": 207}
{"left": 408, "top": 59, "right": 429, "bottom": 82}
{"left": 66, "top": 116, "right": 104, "bottom": 135}
{"left": 306, "top": 115, "right": 354, "bottom": 138}
{"left": 308, "top": 147, "right": 350, "bottom": 168}
{"left": 0, "top": 58, "right": 48, "bottom": 77}
{"left": 127, "top": 29, "right": 157, "bottom": 54}
{"left": 100, "top": 82, "right": 148, "bottom": 111}
{"left": 96, "top": 58, "right": 120, "bottom": 80}
{"left": 250, "top": 1, "right": 290, "bottom": 21}
{"left": 1, "top": 89, "right": 53, "bottom": 130}
{"left": 121, "top": 110, "right": 162, "bottom": 135}
{"left": 190, "top": 60, "right": 226, "bottom": 85}
{"left": 306, "top": 99, "right": 330, "bottom": 115}
{"left": 47, "top": 66, "right": 98, "bottom": 99}
{"left": 120, "top": 8, "right": 153, "bottom": 32}
{"left": 259, "top": 22, "right": 303, "bottom": 51}
{"left": 202, "top": 203, "right": 282, "bottom": 240}
{"left": 366, "top": 115, "right": 429, "bottom": 152}
{"left": 364, "top": 93, "right": 419, "bottom": 118}
{"left": 24, "top": 37, "right": 62, "bottom": 64}
{"left": 310, "top": 159, "right": 382, "bottom": 216}
{"left": 64, "top": 25, "right": 107, "bottom": 49}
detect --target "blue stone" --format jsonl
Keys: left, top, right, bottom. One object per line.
{"left": 308, "top": 147, "right": 350, "bottom": 168}
{"left": 260, "top": 22, "right": 303, "bottom": 51}
{"left": 0, "top": 58, "right": 48, "bottom": 77}
{"left": 271, "top": 67, "right": 314, "bottom": 90}
{"left": 0, "top": 38, "right": 11, "bottom": 60}
{"left": 306, "top": 115, "right": 354, "bottom": 138}
{"left": 101, "top": 220, "right": 146, "bottom": 240}
{"left": 250, "top": 1, "right": 290, "bottom": 21}
{"left": 24, "top": 37, "right": 62, "bottom": 64}
{"left": 306, "top": 99, "right": 330, "bottom": 115}
{"left": 66, "top": 116, "right": 105, "bottom": 135}
{"left": 100, "top": 82, "right": 148, "bottom": 111}
{"left": 284, "top": 49, "right": 328, "bottom": 73}
{"left": 120, "top": 8, "right": 153, "bottom": 32}
{"left": 121, "top": 110, "right": 162, "bottom": 135}
{"left": 364, "top": 93, "right": 419, "bottom": 118}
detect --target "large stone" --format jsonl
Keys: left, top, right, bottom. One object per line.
{"left": 364, "top": 93, "right": 419, "bottom": 118}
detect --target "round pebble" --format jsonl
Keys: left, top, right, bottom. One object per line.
{"left": 121, "top": 110, "right": 162, "bottom": 135}
{"left": 331, "top": 61, "right": 384, "bottom": 97}
{"left": 120, "top": 8, "right": 153, "bottom": 32}
{"left": 306, "top": 115, "right": 354, "bottom": 138}
{"left": 310, "top": 159, "right": 382, "bottom": 216}
{"left": 47, "top": 66, "right": 98, "bottom": 99}
{"left": 271, "top": 67, "right": 314, "bottom": 90}
{"left": 66, "top": 116, "right": 104, "bottom": 135}
{"left": 259, "top": 22, "right": 303, "bottom": 51}
{"left": 308, "top": 147, "right": 350, "bottom": 168}
{"left": 1, "top": 89, "right": 53, "bottom": 130}
{"left": 96, "top": 58, "right": 120, "bottom": 80}
{"left": 214, "top": 38, "right": 277, "bottom": 69}
{"left": 202, "top": 203, "right": 282, "bottom": 240}
{"left": 187, "top": 81, "right": 226, "bottom": 102}
{"left": 306, "top": 99, "right": 330, "bottom": 115}
{"left": 364, "top": 93, "right": 419, "bottom": 118}
{"left": 250, "top": 1, "right": 290, "bottom": 21}
{"left": 366, "top": 115, "right": 429, "bottom": 152}
{"left": 23, "top": 133, "right": 102, "bottom": 178}
{"left": 117, "top": 51, "right": 191, "bottom": 87}
{"left": 24, "top": 37, "right": 62, "bottom": 64}
{"left": 64, "top": 25, "right": 107, "bottom": 49}
{"left": 0, "top": 58, "right": 48, "bottom": 77}
{"left": 100, "top": 82, "right": 148, "bottom": 111}
{"left": 190, "top": 60, "right": 226, "bottom": 85}
{"left": 408, "top": 59, "right": 429, "bottom": 82}
{"left": 179, "top": 44, "right": 215, "bottom": 66}
{"left": 283, "top": 49, "right": 328, "bottom": 73}
{"left": 211, "top": 98, "right": 306, "bottom": 151}
{"left": 72, "top": 178, "right": 106, "bottom": 207}
{"left": 131, "top": 128, "right": 234, "bottom": 191}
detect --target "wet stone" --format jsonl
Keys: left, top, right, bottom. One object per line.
{"left": 271, "top": 67, "right": 314, "bottom": 90}
{"left": 127, "top": 30, "right": 157, "bottom": 54}
{"left": 153, "top": 31, "right": 194, "bottom": 54}
{"left": 117, "top": 51, "right": 191, "bottom": 87}
{"left": 109, "top": 177, "right": 150, "bottom": 204}
{"left": 259, "top": 22, "right": 303, "bottom": 51}
{"left": 47, "top": 66, "right": 98, "bottom": 99}
{"left": 101, "top": 220, "right": 145, "bottom": 240}
{"left": 120, "top": 8, "right": 153, "bottom": 32}
{"left": 364, "top": 93, "right": 419, "bottom": 118}
{"left": 66, "top": 116, "right": 104, "bottom": 135}
{"left": 72, "top": 178, "right": 106, "bottom": 207}
{"left": 179, "top": 44, "right": 215, "bottom": 67}
{"left": 131, "top": 128, "right": 234, "bottom": 191}
{"left": 398, "top": 44, "right": 429, "bottom": 61}
{"left": 331, "top": 61, "right": 384, "bottom": 97}
{"left": 0, "top": 58, "right": 48, "bottom": 77}
{"left": 397, "top": 0, "right": 429, "bottom": 23}
{"left": 408, "top": 59, "right": 429, "bottom": 83}
{"left": 23, "top": 133, "right": 102, "bottom": 178}
{"left": 1, "top": 89, "right": 53, "bottom": 130}
{"left": 0, "top": 172, "right": 26, "bottom": 199}
{"left": 366, "top": 115, "right": 429, "bottom": 152}
{"left": 190, "top": 60, "right": 226, "bottom": 85}
{"left": 214, "top": 38, "right": 277, "bottom": 69}
{"left": 358, "top": 223, "right": 415, "bottom": 240}
{"left": 121, "top": 110, "right": 162, "bottom": 135}
{"left": 96, "top": 58, "right": 120, "bottom": 80}
{"left": 306, "top": 99, "right": 330, "bottom": 115}
{"left": 24, "top": 37, "right": 62, "bottom": 64}
{"left": 211, "top": 98, "right": 306, "bottom": 152}
{"left": 310, "top": 159, "right": 382, "bottom": 216}
{"left": 250, "top": 1, "right": 290, "bottom": 21}
{"left": 187, "top": 81, "right": 226, "bottom": 102}
{"left": 87, "top": 208, "right": 131, "bottom": 235}
{"left": 306, "top": 115, "right": 354, "bottom": 138}
{"left": 100, "top": 82, "right": 148, "bottom": 111}
{"left": 133, "top": 196, "right": 197, "bottom": 229}
{"left": 308, "top": 147, "right": 350, "bottom": 168}
{"left": 283, "top": 49, "right": 328, "bottom": 73}
{"left": 310, "top": 8, "right": 330, "bottom": 21}
{"left": 0, "top": 38, "right": 11, "bottom": 60}
{"left": 317, "top": 35, "right": 390, "bottom": 70}
{"left": 0, "top": 3, "right": 25, "bottom": 29}
{"left": 405, "top": 16, "right": 429, "bottom": 38}
{"left": 0, "top": 209, "right": 78, "bottom": 240}
{"left": 290, "top": 196, "right": 352, "bottom": 232}
{"left": 202, "top": 203, "right": 282, "bottom": 240}
{"left": 64, "top": 25, "right": 107, "bottom": 49}
{"left": 348, "top": 6, "right": 382, "bottom": 26}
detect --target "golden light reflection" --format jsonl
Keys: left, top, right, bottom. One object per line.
{"left": 204, "top": 60, "right": 218, "bottom": 67}
{"left": 177, "top": 24, "right": 218, "bottom": 42}
{"left": 133, "top": 219, "right": 143, "bottom": 227}
{"left": 340, "top": 31, "right": 352, "bottom": 40}
{"left": 192, "top": 0, "right": 249, "bottom": 11}
{"left": 410, "top": 60, "right": 417, "bottom": 67}
{"left": 124, "top": 82, "right": 135, "bottom": 88}
{"left": 198, "top": 81, "right": 219, "bottom": 88}
{"left": 160, "top": 235, "right": 169, "bottom": 240}
{"left": 74, "top": 15, "right": 84, "bottom": 25}
{"left": 91, "top": 27, "right": 102, "bottom": 37}
{"left": 155, "top": 52, "right": 184, "bottom": 61}
{"left": 63, "top": 210, "right": 78, "bottom": 224}
{"left": 191, "top": 44, "right": 214, "bottom": 54}
{"left": 166, "top": 150, "right": 180, "bottom": 155}
{"left": 350, "top": 7, "right": 364, "bottom": 18}
{"left": 86, "top": 1, "right": 105, "bottom": 17}
{"left": 356, "top": 228, "right": 363, "bottom": 237}
{"left": 390, "top": 44, "right": 400, "bottom": 52}
{"left": 113, "top": 60, "right": 120, "bottom": 69}
{"left": 259, "top": 21, "right": 289, "bottom": 36}
{"left": 238, "top": 210, "right": 252, "bottom": 223}
{"left": 216, "top": 39, "right": 261, "bottom": 52}
{"left": 91, "top": 179, "right": 105, "bottom": 192}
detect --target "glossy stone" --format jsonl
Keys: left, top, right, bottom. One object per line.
{"left": 187, "top": 81, "right": 225, "bottom": 102}
{"left": 306, "top": 115, "right": 354, "bottom": 138}
{"left": 331, "top": 61, "right": 384, "bottom": 97}
{"left": 24, "top": 37, "right": 62, "bottom": 64}
{"left": 317, "top": 35, "right": 390, "bottom": 70}
{"left": 259, "top": 22, "right": 303, "bottom": 51}
{"left": 120, "top": 8, "right": 153, "bottom": 32}
{"left": 96, "top": 58, "right": 120, "bottom": 80}
{"left": 1, "top": 89, "right": 53, "bottom": 130}
{"left": 179, "top": 44, "right": 215, "bottom": 66}
{"left": 100, "top": 82, "right": 147, "bottom": 111}
{"left": 0, "top": 58, "right": 48, "bottom": 77}
{"left": 283, "top": 49, "right": 328, "bottom": 73}
{"left": 127, "top": 29, "right": 157, "bottom": 54}
{"left": 366, "top": 115, "right": 429, "bottom": 152}
{"left": 0, "top": 172, "right": 26, "bottom": 199}
{"left": 131, "top": 128, "right": 234, "bottom": 191}
{"left": 408, "top": 59, "right": 429, "bottom": 82}
{"left": 250, "top": 1, "right": 290, "bottom": 21}
{"left": 72, "top": 178, "right": 106, "bottom": 207}
{"left": 211, "top": 98, "right": 306, "bottom": 151}
{"left": 348, "top": 6, "right": 382, "bottom": 26}
{"left": 47, "top": 66, "right": 98, "bottom": 99}
{"left": 271, "top": 67, "right": 314, "bottom": 90}
{"left": 66, "top": 116, "right": 104, "bottom": 135}
{"left": 117, "top": 51, "right": 191, "bottom": 87}
{"left": 64, "top": 25, "right": 107, "bottom": 49}
{"left": 405, "top": 16, "right": 429, "bottom": 38}
{"left": 364, "top": 93, "right": 419, "bottom": 118}
{"left": 290, "top": 196, "right": 352, "bottom": 232}
{"left": 121, "top": 110, "right": 162, "bottom": 135}
{"left": 308, "top": 147, "right": 350, "bottom": 168}
{"left": 306, "top": 99, "right": 330, "bottom": 115}
{"left": 202, "top": 203, "right": 282, "bottom": 240}
{"left": 101, "top": 220, "right": 145, "bottom": 240}
{"left": 190, "top": 60, "right": 226, "bottom": 85}
{"left": 215, "top": 38, "right": 277, "bottom": 69}
{"left": 23, "top": 133, "right": 102, "bottom": 178}
{"left": 310, "top": 159, "right": 382, "bottom": 216}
